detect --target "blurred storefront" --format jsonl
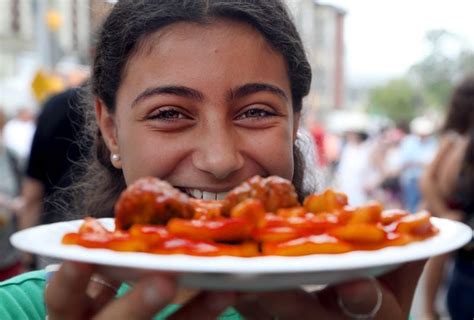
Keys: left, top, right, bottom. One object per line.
{"left": 0, "top": 0, "right": 114, "bottom": 114}
{"left": 287, "top": 0, "right": 346, "bottom": 122}
{"left": 1, "top": 0, "right": 345, "bottom": 117}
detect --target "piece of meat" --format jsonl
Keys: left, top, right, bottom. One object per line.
{"left": 115, "top": 177, "right": 194, "bottom": 230}
{"left": 223, "top": 175, "right": 299, "bottom": 214}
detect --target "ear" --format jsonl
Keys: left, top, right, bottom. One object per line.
{"left": 95, "top": 99, "right": 121, "bottom": 168}
{"left": 292, "top": 112, "right": 301, "bottom": 144}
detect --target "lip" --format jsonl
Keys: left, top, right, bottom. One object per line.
{"left": 175, "top": 186, "right": 234, "bottom": 193}
{"left": 169, "top": 172, "right": 268, "bottom": 194}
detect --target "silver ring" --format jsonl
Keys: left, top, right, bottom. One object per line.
{"left": 337, "top": 278, "right": 382, "bottom": 320}
{"left": 90, "top": 276, "right": 119, "bottom": 294}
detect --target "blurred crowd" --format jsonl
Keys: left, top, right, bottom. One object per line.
{"left": 313, "top": 115, "right": 437, "bottom": 212}
{"left": 0, "top": 74, "right": 473, "bottom": 319}
{"left": 310, "top": 74, "right": 474, "bottom": 319}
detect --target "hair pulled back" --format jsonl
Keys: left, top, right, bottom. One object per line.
{"left": 73, "top": 0, "right": 312, "bottom": 218}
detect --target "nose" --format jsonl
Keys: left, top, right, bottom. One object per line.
{"left": 192, "top": 127, "right": 245, "bottom": 180}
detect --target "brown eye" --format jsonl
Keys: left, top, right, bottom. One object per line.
{"left": 148, "top": 108, "right": 189, "bottom": 120}
{"left": 237, "top": 107, "right": 275, "bottom": 120}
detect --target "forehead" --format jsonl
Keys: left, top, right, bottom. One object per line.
{"left": 120, "top": 19, "right": 289, "bottom": 87}
{"left": 136, "top": 19, "right": 276, "bottom": 58}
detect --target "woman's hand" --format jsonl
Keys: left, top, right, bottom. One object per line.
{"left": 45, "top": 262, "right": 176, "bottom": 319}
{"left": 46, "top": 260, "right": 425, "bottom": 319}
{"left": 226, "top": 260, "right": 426, "bottom": 319}
{"left": 45, "top": 262, "right": 235, "bottom": 320}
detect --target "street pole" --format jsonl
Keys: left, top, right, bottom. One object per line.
{"left": 32, "top": 0, "right": 53, "bottom": 71}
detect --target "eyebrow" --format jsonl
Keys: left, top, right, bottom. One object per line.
{"left": 230, "top": 83, "right": 289, "bottom": 102}
{"left": 131, "top": 85, "right": 204, "bottom": 108}
{"left": 131, "top": 82, "right": 288, "bottom": 108}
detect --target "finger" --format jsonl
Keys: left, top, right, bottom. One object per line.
{"left": 93, "top": 274, "right": 176, "bottom": 320}
{"left": 88, "top": 275, "right": 121, "bottom": 313}
{"left": 168, "top": 291, "right": 236, "bottom": 320}
{"left": 378, "top": 260, "right": 427, "bottom": 318}
{"left": 234, "top": 293, "right": 276, "bottom": 320}
{"left": 316, "top": 268, "right": 420, "bottom": 320}
{"left": 334, "top": 278, "right": 383, "bottom": 318}
{"left": 91, "top": 288, "right": 118, "bottom": 315}
{"left": 87, "top": 275, "right": 120, "bottom": 298}
{"left": 248, "top": 290, "right": 335, "bottom": 320}
{"left": 45, "top": 261, "right": 94, "bottom": 319}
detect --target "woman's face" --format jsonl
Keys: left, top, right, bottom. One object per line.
{"left": 97, "top": 19, "right": 299, "bottom": 199}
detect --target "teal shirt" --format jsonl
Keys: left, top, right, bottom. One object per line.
{"left": 0, "top": 270, "right": 243, "bottom": 319}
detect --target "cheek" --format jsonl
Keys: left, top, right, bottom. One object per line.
{"left": 244, "top": 128, "right": 295, "bottom": 180}
{"left": 116, "top": 125, "right": 186, "bottom": 184}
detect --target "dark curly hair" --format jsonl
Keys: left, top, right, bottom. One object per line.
{"left": 450, "top": 75, "right": 474, "bottom": 210}
{"left": 443, "top": 74, "right": 474, "bottom": 134}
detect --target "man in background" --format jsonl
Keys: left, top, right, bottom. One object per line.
{"left": 19, "top": 87, "right": 86, "bottom": 268}
{"left": 398, "top": 117, "right": 437, "bottom": 213}
{"left": 2, "top": 108, "right": 36, "bottom": 170}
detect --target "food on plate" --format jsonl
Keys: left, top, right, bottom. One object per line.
{"left": 62, "top": 176, "right": 438, "bottom": 256}
{"left": 223, "top": 175, "right": 299, "bottom": 213}
{"left": 114, "top": 177, "right": 194, "bottom": 229}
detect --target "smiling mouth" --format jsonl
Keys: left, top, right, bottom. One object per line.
{"left": 178, "top": 188, "right": 228, "bottom": 200}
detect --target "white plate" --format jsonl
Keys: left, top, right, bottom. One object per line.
{"left": 11, "top": 218, "right": 472, "bottom": 290}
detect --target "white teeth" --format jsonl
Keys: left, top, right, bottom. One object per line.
{"left": 202, "top": 191, "right": 216, "bottom": 200}
{"left": 216, "top": 192, "right": 227, "bottom": 200}
{"left": 189, "top": 189, "right": 203, "bottom": 199}
{"left": 187, "top": 189, "right": 227, "bottom": 200}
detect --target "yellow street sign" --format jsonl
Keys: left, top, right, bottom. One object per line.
{"left": 45, "top": 9, "right": 62, "bottom": 32}
{"left": 31, "top": 70, "right": 64, "bottom": 102}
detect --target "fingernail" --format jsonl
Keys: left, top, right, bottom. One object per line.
{"left": 143, "top": 276, "right": 176, "bottom": 307}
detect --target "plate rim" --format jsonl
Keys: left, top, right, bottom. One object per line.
{"left": 10, "top": 217, "right": 472, "bottom": 274}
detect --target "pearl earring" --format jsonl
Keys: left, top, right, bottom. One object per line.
{"left": 110, "top": 153, "right": 121, "bottom": 163}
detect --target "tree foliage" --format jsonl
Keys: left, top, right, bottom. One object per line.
{"left": 409, "top": 29, "right": 474, "bottom": 109}
{"left": 367, "top": 78, "right": 419, "bottom": 122}
{"left": 367, "top": 29, "right": 474, "bottom": 121}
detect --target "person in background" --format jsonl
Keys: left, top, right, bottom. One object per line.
{"left": 2, "top": 108, "right": 36, "bottom": 170}
{"left": 368, "top": 127, "right": 404, "bottom": 209}
{"left": 421, "top": 74, "right": 474, "bottom": 320}
{"left": 0, "top": 110, "right": 23, "bottom": 280}
{"left": 307, "top": 119, "right": 330, "bottom": 187}
{"left": 18, "top": 87, "right": 86, "bottom": 268}
{"left": 1, "top": 1, "right": 425, "bottom": 319}
{"left": 398, "top": 117, "right": 437, "bottom": 213}
{"left": 309, "top": 122, "right": 327, "bottom": 168}
{"left": 335, "top": 130, "right": 371, "bottom": 206}
{"left": 323, "top": 130, "right": 343, "bottom": 186}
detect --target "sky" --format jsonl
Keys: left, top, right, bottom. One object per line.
{"left": 319, "top": 0, "right": 474, "bottom": 84}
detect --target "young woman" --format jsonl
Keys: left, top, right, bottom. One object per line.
{"left": 421, "top": 74, "right": 474, "bottom": 319}
{"left": 0, "top": 1, "right": 424, "bottom": 319}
